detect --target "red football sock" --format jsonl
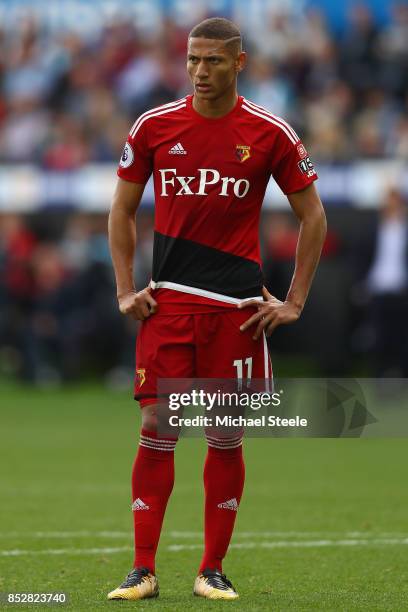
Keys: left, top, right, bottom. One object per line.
{"left": 199, "top": 433, "right": 245, "bottom": 573}
{"left": 131, "top": 428, "right": 177, "bottom": 573}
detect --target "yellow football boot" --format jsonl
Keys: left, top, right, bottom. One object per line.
{"left": 193, "top": 568, "right": 239, "bottom": 600}
{"left": 107, "top": 567, "right": 159, "bottom": 601}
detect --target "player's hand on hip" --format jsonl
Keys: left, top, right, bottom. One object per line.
{"left": 237, "top": 287, "right": 301, "bottom": 340}
{"left": 117, "top": 287, "right": 157, "bottom": 321}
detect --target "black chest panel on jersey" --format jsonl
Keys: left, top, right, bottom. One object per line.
{"left": 152, "top": 231, "right": 263, "bottom": 299}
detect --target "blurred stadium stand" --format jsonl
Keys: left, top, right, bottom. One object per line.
{"left": 1, "top": 0, "right": 407, "bottom": 383}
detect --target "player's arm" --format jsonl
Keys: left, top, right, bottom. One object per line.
{"left": 239, "top": 182, "right": 326, "bottom": 339}
{"left": 108, "top": 177, "right": 157, "bottom": 320}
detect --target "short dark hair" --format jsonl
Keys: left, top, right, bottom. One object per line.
{"left": 189, "top": 17, "right": 242, "bottom": 53}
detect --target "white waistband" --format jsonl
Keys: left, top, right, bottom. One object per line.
{"left": 150, "top": 280, "right": 263, "bottom": 305}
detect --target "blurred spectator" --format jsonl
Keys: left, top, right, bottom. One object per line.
{"left": 243, "top": 56, "right": 291, "bottom": 117}
{"left": 262, "top": 212, "right": 344, "bottom": 374}
{"left": 364, "top": 188, "right": 408, "bottom": 376}
{"left": 339, "top": 3, "right": 380, "bottom": 94}
{"left": 0, "top": 214, "right": 37, "bottom": 379}
{"left": 0, "top": 213, "right": 37, "bottom": 303}
{"left": 303, "top": 79, "right": 353, "bottom": 161}
{"left": 378, "top": 2, "right": 408, "bottom": 96}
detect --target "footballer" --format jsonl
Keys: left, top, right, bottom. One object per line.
{"left": 108, "top": 17, "right": 326, "bottom": 601}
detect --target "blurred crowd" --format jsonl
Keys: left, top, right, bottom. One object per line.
{"left": 1, "top": 2, "right": 408, "bottom": 384}
{"left": 1, "top": 187, "right": 408, "bottom": 384}
{"left": 0, "top": 3, "right": 408, "bottom": 166}
{"left": 0, "top": 212, "right": 150, "bottom": 385}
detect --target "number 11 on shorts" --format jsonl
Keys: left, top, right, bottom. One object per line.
{"left": 233, "top": 357, "right": 253, "bottom": 388}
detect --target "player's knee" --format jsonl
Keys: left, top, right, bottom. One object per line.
{"left": 141, "top": 403, "right": 180, "bottom": 438}
{"left": 141, "top": 404, "right": 159, "bottom": 431}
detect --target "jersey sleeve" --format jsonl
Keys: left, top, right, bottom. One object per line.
{"left": 270, "top": 125, "right": 317, "bottom": 195}
{"left": 117, "top": 117, "right": 153, "bottom": 184}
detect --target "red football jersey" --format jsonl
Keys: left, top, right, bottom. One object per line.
{"left": 117, "top": 95, "right": 317, "bottom": 309}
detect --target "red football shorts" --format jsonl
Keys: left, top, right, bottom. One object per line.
{"left": 134, "top": 308, "right": 273, "bottom": 407}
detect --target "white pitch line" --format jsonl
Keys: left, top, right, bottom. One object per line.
{"left": 0, "top": 530, "right": 156, "bottom": 539}
{"left": 0, "top": 547, "right": 132, "bottom": 557}
{"left": 167, "top": 538, "right": 408, "bottom": 552}
{"left": 1, "top": 539, "right": 408, "bottom": 557}
{"left": 0, "top": 531, "right": 130, "bottom": 539}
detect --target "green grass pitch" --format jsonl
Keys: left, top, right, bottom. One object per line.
{"left": 0, "top": 382, "right": 407, "bottom": 611}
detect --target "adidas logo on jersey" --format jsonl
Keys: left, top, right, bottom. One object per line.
{"left": 217, "top": 498, "right": 238, "bottom": 511}
{"left": 169, "top": 142, "right": 187, "bottom": 155}
{"left": 131, "top": 498, "right": 150, "bottom": 511}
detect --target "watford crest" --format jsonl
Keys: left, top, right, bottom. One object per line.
{"left": 136, "top": 368, "right": 146, "bottom": 387}
{"left": 236, "top": 144, "right": 251, "bottom": 163}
